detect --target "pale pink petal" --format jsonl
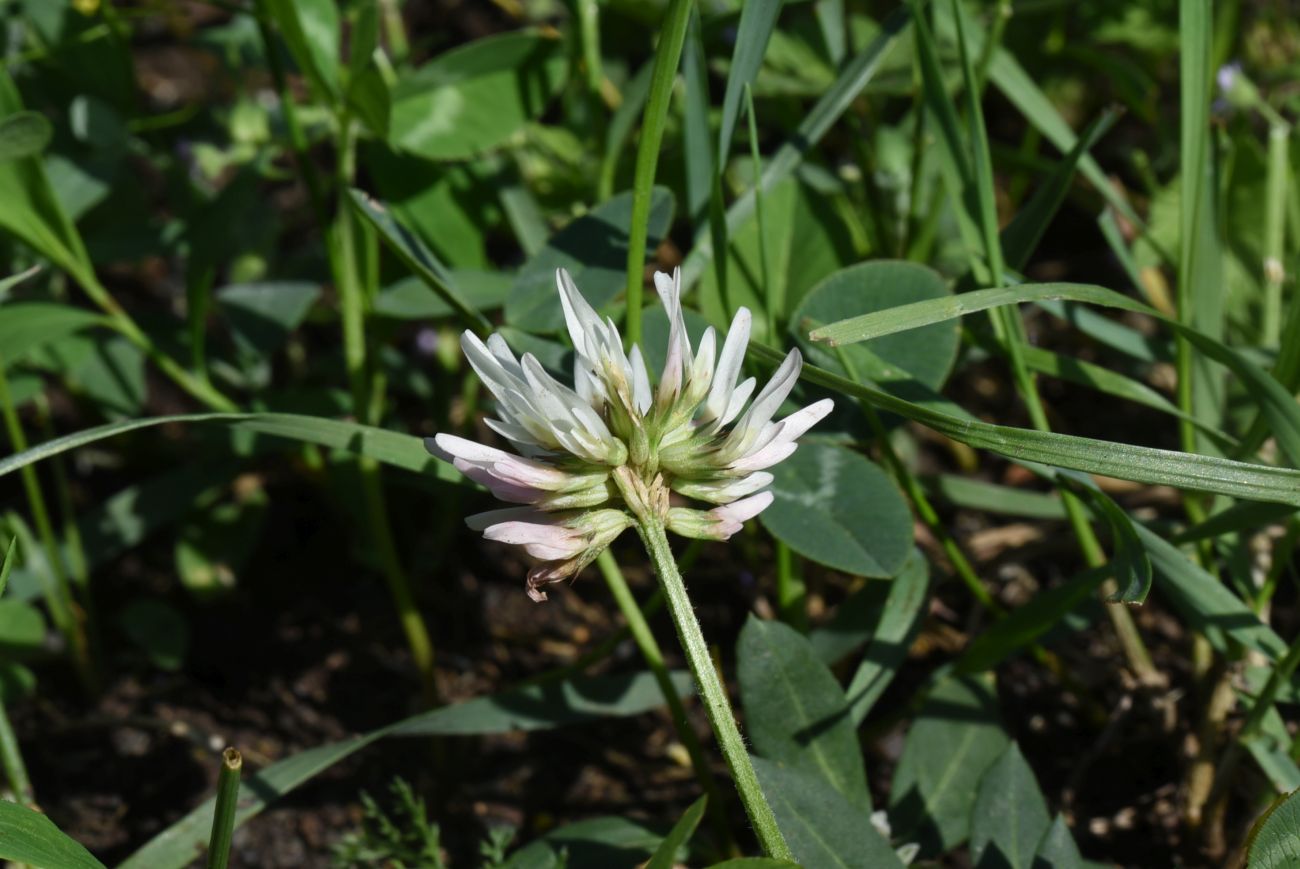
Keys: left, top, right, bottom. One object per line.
{"left": 465, "top": 506, "right": 543, "bottom": 531}
{"left": 711, "top": 491, "right": 774, "bottom": 525}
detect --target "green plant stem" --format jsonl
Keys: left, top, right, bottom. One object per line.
{"left": 206, "top": 747, "right": 242, "bottom": 869}
{"left": 596, "top": 551, "right": 737, "bottom": 856}
{"left": 634, "top": 519, "right": 791, "bottom": 860}
{"left": 72, "top": 270, "right": 237, "bottom": 412}
{"left": 773, "top": 542, "right": 808, "bottom": 631}
{"left": 624, "top": 0, "right": 693, "bottom": 347}
{"left": 0, "top": 364, "right": 95, "bottom": 692}
{"left": 0, "top": 699, "right": 31, "bottom": 806}
{"left": 1262, "top": 122, "right": 1290, "bottom": 347}
{"left": 333, "top": 115, "right": 438, "bottom": 705}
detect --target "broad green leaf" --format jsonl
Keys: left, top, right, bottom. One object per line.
{"left": 501, "top": 816, "right": 670, "bottom": 869}
{"left": 506, "top": 188, "right": 674, "bottom": 332}
{"left": 1033, "top": 815, "right": 1084, "bottom": 869}
{"left": 0, "top": 72, "right": 91, "bottom": 282}
{"left": 807, "top": 282, "right": 1300, "bottom": 482}
{"left": 0, "top": 303, "right": 106, "bottom": 369}
{"left": 645, "top": 796, "right": 706, "bottom": 869}
{"left": 121, "top": 670, "right": 691, "bottom": 869}
{"left": 679, "top": 5, "right": 913, "bottom": 292}
{"left": 117, "top": 598, "right": 189, "bottom": 671}
{"left": 391, "top": 30, "right": 566, "bottom": 161}
{"left": 175, "top": 490, "right": 268, "bottom": 599}
{"left": 76, "top": 463, "right": 241, "bottom": 572}
{"left": 844, "top": 552, "right": 930, "bottom": 724}
{"left": 71, "top": 335, "right": 146, "bottom": 419}
{"left": 0, "top": 111, "right": 52, "bottom": 162}
{"left": 698, "top": 178, "right": 858, "bottom": 341}
{"left": 0, "top": 413, "right": 464, "bottom": 485}
{"left": 762, "top": 442, "right": 912, "bottom": 577}
{"left": 889, "top": 676, "right": 1009, "bottom": 855}
{"left": 752, "top": 757, "right": 903, "bottom": 869}
{"left": 217, "top": 282, "right": 320, "bottom": 357}
{"left": 738, "top": 616, "right": 870, "bottom": 811}
{"left": 810, "top": 579, "right": 895, "bottom": 666}
{"left": 264, "top": 0, "right": 340, "bottom": 99}
{"left": 718, "top": 0, "right": 785, "bottom": 164}
{"left": 349, "top": 189, "right": 493, "bottom": 333}
{"left": 970, "top": 743, "right": 1052, "bottom": 869}
{"left": 0, "top": 600, "right": 45, "bottom": 654}
{"left": 0, "top": 800, "right": 104, "bottom": 869}
{"left": 792, "top": 260, "right": 957, "bottom": 390}
{"left": 1246, "top": 788, "right": 1300, "bottom": 869}
{"left": 374, "top": 271, "right": 510, "bottom": 321}
{"left": 347, "top": 60, "right": 390, "bottom": 138}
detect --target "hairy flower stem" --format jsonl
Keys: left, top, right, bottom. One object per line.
{"left": 635, "top": 519, "right": 792, "bottom": 860}
{"left": 596, "top": 551, "right": 737, "bottom": 856}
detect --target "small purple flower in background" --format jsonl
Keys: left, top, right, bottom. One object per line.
{"left": 428, "top": 267, "right": 833, "bottom": 601}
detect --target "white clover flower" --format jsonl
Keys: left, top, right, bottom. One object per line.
{"left": 428, "top": 267, "right": 833, "bottom": 601}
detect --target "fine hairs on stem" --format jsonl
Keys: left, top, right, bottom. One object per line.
{"left": 634, "top": 518, "right": 792, "bottom": 860}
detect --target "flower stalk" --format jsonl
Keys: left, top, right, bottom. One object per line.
{"left": 634, "top": 518, "right": 792, "bottom": 860}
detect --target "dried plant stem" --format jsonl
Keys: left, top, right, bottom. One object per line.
{"left": 635, "top": 519, "right": 792, "bottom": 860}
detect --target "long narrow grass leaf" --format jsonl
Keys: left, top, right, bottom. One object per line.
{"left": 679, "top": 5, "right": 912, "bottom": 291}
{"left": 809, "top": 282, "right": 1300, "bottom": 468}
{"left": 717, "top": 0, "right": 785, "bottom": 165}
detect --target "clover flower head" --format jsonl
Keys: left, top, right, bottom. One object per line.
{"left": 428, "top": 267, "right": 833, "bottom": 601}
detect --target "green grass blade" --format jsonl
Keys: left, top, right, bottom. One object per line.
{"left": 0, "top": 413, "right": 465, "bottom": 485}
{"left": 598, "top": 60, "right": 654, "bottom": 202}
{"left": 0, "top": 801, "right": 104, "bottom": 869}
{"left": 681, "top": 8, "right": 713, "bottom": 224}
{"left": 348, "top": 189, "right": 491, "bottom": 334}
{"left": 624, "top": 0, "right": 694, "bottom": 346}
{"left": 1002, "top": 107, "right": 1120, "bottom": 270}
{"left": 120, "top": 671, "right": 693, "bottom": 869}
{"left": 679, "top": 5, "right": 912, "bottom": 292}
{"left": 717, "top": 0, "right": 785, "bottom": 165}
{"left": 809, "top": 281, "right": 1300, "bottom": 468}
{"left": 1177, "top": 0, "right": 1224, "bottom": 452}
{"left": 751, "top": 342, "right": 1300, "bottom": 507}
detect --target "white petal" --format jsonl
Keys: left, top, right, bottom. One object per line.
{"left": 629, "top": 345, "right": 653, "bottom": 414}
{"left": 727, "top": 348, "right": 802, "bottom": 451}
{"left": 773, "top": 398, "right": 834, "bottom": 442}
{"left": 484, "top": 520, "right": 581, "bottom": 547}
{"left": 730, "top": 440, "right": 798, "bottom": 472}
{"left": 556, "top": 268, "right": 603, "bottom": 360}
{"left": 703, "top": 307, "right": 752, "bottom": 422}
{"left": 427, "top": 433, "right": 511, "bottom": 465}
{"left": 466, "top": 506, "right": 543, "bottom": 531}
{"left": 712, "top": 491, "right": 774, "bottom": 524}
